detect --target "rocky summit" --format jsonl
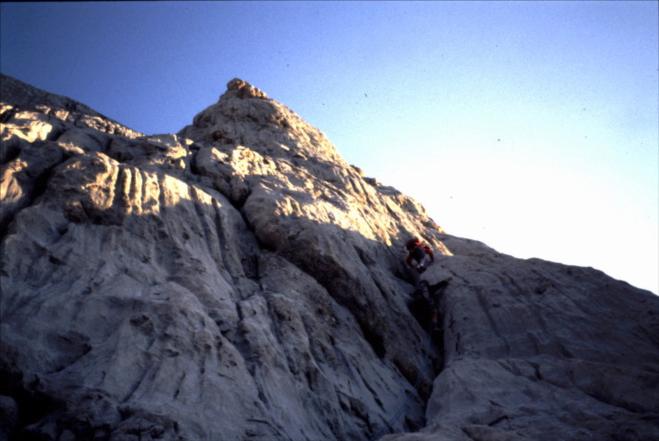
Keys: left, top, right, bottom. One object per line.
{"left": 1, "top": 73, "right": 658, "bottom": 441}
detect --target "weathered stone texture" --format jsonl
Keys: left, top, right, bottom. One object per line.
{"left": 1, "top": 74, "right": 658, "bottom": 441}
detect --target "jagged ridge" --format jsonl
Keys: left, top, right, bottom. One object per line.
{"left": 1, "top": 74, "right": 658, "bottom": 441}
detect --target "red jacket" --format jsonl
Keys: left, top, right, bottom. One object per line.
{"left": 406, "top": 243, "right": 434, "bottom": 266}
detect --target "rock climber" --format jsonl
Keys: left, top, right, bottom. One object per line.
{"left": 405, "top": 237, "right": 441, "bottom": 333}
{"left": 405, "top": 237, "right": 434, "bottom": 274}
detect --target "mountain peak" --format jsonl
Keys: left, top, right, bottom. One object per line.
{"left": 179, "top": 77, "right": 346, "bottom": 167}
{"left": 225, "top": 77, "right": 268, "bottom": 99}
{"left": 2, "top": 76, "right": 658, "bottom": 441}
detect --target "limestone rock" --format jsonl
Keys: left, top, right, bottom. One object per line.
{"left": 1, "top": 74, "right": 658, "bottom": 441}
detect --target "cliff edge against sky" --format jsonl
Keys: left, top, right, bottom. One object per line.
{"left": 1, "top": 74, "right": 658, "bottom": 441}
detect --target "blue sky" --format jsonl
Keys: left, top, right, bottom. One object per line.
{"left": 1, "top": 1, "right": 657, "bottom": 292}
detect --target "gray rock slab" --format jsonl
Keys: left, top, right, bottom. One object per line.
{"left": 1, "top": 74, "right": 658, "bottom": 441}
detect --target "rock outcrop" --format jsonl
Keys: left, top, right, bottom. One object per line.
{"left": 1, "top": 74, "right": 658, "bottom": 441}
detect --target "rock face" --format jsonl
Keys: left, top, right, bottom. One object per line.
{"left": 1, "top": 74, "right": 658, "bottom": 441}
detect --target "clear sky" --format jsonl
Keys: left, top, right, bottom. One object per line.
{"left": 1, "top": 1, "right": 657, "bottom": 293}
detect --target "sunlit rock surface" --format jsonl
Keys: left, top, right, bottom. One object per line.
{"left": 1, "top": 74, "right": 658, "bottom": 441}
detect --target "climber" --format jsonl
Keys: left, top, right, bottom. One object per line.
{"left": 405, "top": 237, "right": 441, "bottom": 332}
{"left": 405, "top": 237, "right": 434, "bottom": 274}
